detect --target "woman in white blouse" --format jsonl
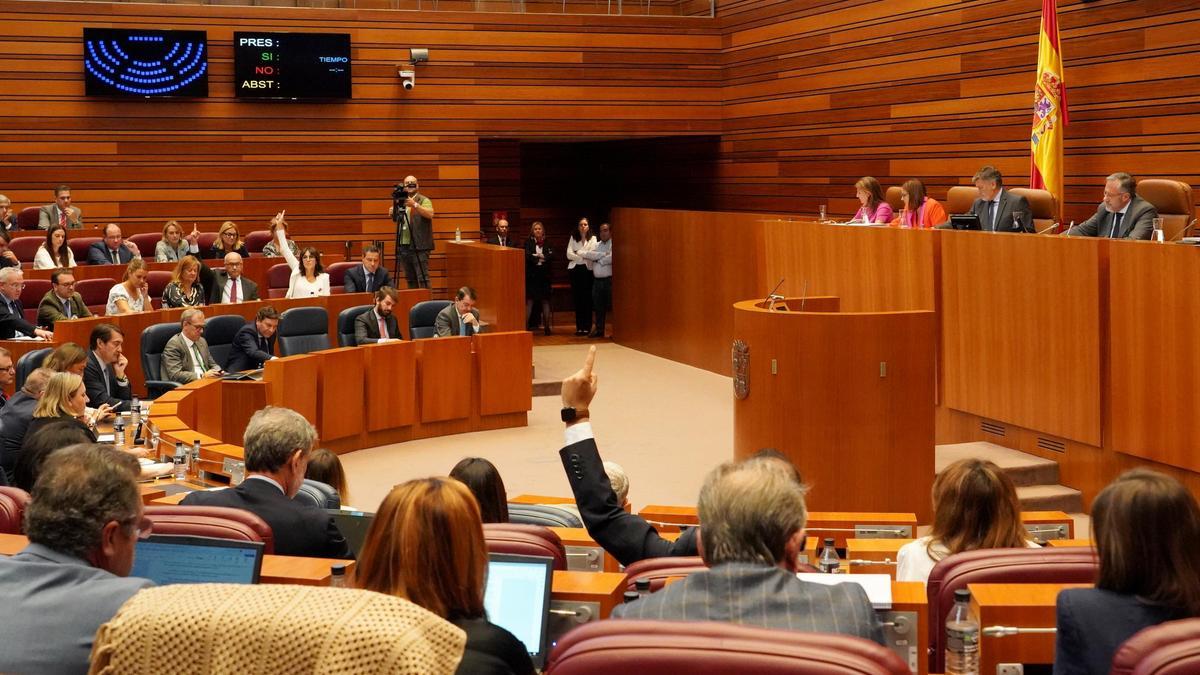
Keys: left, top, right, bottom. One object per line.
{"left": 106, "top": 258, "right": 150, "bottom": 315}
{"left": 275, "top": 211, "right": 329, "bottom": 298}
{"left": 895, "top": 458, "right": 1040, "bottom": 583}
{"left": 565, "top": 217, "right": 597, "bottom": 336}
{"left": 33, "top": 224, "right": 76, "bottom": 269}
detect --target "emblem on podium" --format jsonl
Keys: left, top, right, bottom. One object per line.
{"left": 732, "top": 340, "right": 749, "bottom": 400}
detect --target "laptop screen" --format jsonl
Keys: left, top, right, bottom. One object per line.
{"left": 484, "top": 553, "right": 554, "bottom": 669}
{"left": 132, "top": 535, "right": 264, "bottom": 585}
{"left": 325, "top": 509, "right": 375, "bottom": 558}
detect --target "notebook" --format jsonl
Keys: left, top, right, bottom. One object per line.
{"left": 324, "top": 509, "right": 375, "bottom": 558}
{"left": 484, "top": 553, "right": 555, "bottom": 670}
{"left": 132, "top": 535, "right": 264, "bottom": 585}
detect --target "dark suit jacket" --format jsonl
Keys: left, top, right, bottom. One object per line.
{"left": 85, "top": 242, "right": 136, "bottom": 266}
{"left": 1069, "top": 195, "right": 1159, "bottom": 239}
{"left": 160, "top": 333, "right": 219, "bottom": 384}
{"left": 342, "top": 265, "right": 392, "bottom": 294}
{"left": 198, "top": 263, "right": 259, "bottom": 305}
{"left": 0, "top": 296, "right": 36, "bottom": 339}
{"left": 0, "top": 392, "right": 37, "bottom": 483}
{"left": 15, "top": 416, "right": 97, "bottom": 491}
{"left": 452, "top": 618, "right": 535, "bottom": 675}
{"left": 83, "top": 350, "right": 131, "bottom": 412}
{"left": 559, "top": 437, "right": 699, "bottom": 566}
{"left": 969, "top": 189, "right": 1034, "bottom": 233}
{"left": 486, "top": 234, "right": 517, "bottom": 248}
{"left": 612, "top": 562, "right": 883, "bottom": 643}
{"left": 180, "top": 477, "right": 353, "bottom": 559}
{"left": 353, "top": 307, "right": 401, "bottom": 344}
{"left": 226, "top": 324, "right": 275, "bottom": 373}
{"left": 434, "top": 304, "right": 481, "bottom": 338}
{"left": 1054, "top": 588, "right": 1185, "bottom": 675}
{"left": 37, "top": 291, "right": 91, "bottom": 329}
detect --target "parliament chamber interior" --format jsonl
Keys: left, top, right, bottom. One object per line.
{"left": 1, "top": 0, "right": 1199, "bottom": 673}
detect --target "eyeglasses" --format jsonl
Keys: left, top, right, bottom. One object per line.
{"left": 1, "top": 364, "right": 14, "bottom": 372}
{"left": 222, "top": 232, "right": 238, "bottom": 238}
{"left": 188, "top": 322, "right": 206, "bottom": 330}
{"left": 126, "top": 516, "right": 154, "bottom": 539}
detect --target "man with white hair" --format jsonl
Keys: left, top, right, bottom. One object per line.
{"left": 0, "top": 267, "right": 53, "bottom": 340}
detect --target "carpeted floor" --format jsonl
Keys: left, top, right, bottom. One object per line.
{"left": 341, "top": 342, "right": 735, "bottom": 514}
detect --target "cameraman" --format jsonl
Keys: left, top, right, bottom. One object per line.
{"left": 389, "top": 175, "right": 435, "bottom": 289}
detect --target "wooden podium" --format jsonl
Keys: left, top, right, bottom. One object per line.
{"left": 732, "top": 297, "right": 936, "bottom": 521}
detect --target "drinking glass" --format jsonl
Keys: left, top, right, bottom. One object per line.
{"left": 818, "top": 204, "right": 827, "bottom": 222}
{"left": 1152, "top": 217, "right": 1165, "bottom": 242}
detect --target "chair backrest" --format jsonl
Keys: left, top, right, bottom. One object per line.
{"left": 926, "top": 547, "right": 1098, "bottom": 673}
{"left": 9, "top": 236, "right": 42, "bottom": 264}
{"left": 16, "top": 207, "right": 39, "bottom": 231}
{"left": 278, "top": 306, "right": 329, "bottom": 356}
{"left": 1008, "top": 187, "right": 1058, "bottom": 232}
{"left": 146, "top": 270, "right": 173, "bottom": 307}
{"left": 546, "top": 620, "right": 910, "bottom": 675}
{"left": 508, "top": 503, "right": 583, "bottom": 528}
{"left": 75, "top": 278, "right": 116, "bottom": 314}
{"left": 144, "top": 504, "right": 275, "bottom": 555}
{"left": 127, "top": 232, "right": 161, "bottom": 259}
{"left": 67, "top": 236, "right": 101, "bottom": 263}
{"left": 293, "top": 479, "right": 342, "bottom": 510}
{"left": 19, "top": 279, "right": 51, "bottom": 322}
{"left": 336, "top": 304, "right": 373, "bottom": 347}
{"left": 140, "top": 322, "right": 183, "bottom": 382}
{"left": 325, "top": 261, "right": 357, "bottom": 289}
{"left": 0, "top": 487, "right": 31, "bottom": 534}
{"left": 267, "top": 262, "right": 292, "bottom": 298}
{"left": 197, "top": 231, "right": 218, "bottom": 251}
{"left": 243, "top": 230, "right": 272, "bottom": 254}
{"left": 409, "top": 300, "right": 452, "bottom": 340}
{"left": 945, "top": 185, "right": 980, "bottom": 215}
{"left": 14, "top": 346, "right": 52, "bottom": 391}
{"left": 621, "top": 555, "right": 708, "bottom": 593}
{"left": 1137, "top": 179, "right": 1195, "bottom": 241}
{"left": 1112, "top": 618, "right": 1200, "bottom": 675}
{"left": 203, "top": 314, "right": 246, "bottom": 370}
{"left": 884, "top": 186, "right": 904, "bottom": 213}
{"left": 483, "top": 523, "right": 568, "bottom": 570}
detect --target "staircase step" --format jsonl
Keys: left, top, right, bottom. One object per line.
{"left": 533, "top": 379, "right": 562, "bottom": 397}
{"left": 936, "top": 441, "right": 1059, "bottom": 487}
{"left": 1016, "top": 484, "right": 1083, "bottom": 513}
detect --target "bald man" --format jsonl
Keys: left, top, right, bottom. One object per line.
{"left": 389, "top": 175, "right": 434, "bottom": 289}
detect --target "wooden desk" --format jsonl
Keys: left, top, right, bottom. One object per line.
{"left": 638, "top": 505, "right": 917, "bottom": 547}
{"left": 551, "top": 570, "right": 626, "bottom": 620}
{"left": 1047, "top": 539, "right": 1092, "bottom": 548}
{"left": 445, "top": 241, "right": 526, "bottom": 334}
{"left": 0, "top": 532, "right": 25, "bottom": 555}
{"left": 511, "top": 494, "right": 576, "bottom": 506}
{"left": 892, "top": 580, "right": 930, "bottom": 675}
{"left": 548, "top": 527, "right": 620, "bottom": 573}
{"left": 971, "top": 582, "right": 1090, "bottom": 675}
{"left": 1021, "top": 511, "right": 1074, "bottom": 541}
{"left": 260, "top": 555, "right": 356, "bottom": 586}
{"left": 846, "top": 538, "right": 911, "bottom": 579}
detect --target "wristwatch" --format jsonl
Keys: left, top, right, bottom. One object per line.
{"left": 561, "top": 407, "right": 588, "bottom": 423}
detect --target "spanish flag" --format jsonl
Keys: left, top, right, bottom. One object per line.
{"left": 1031, "top": 0, "right": 1069, "bottom": 220}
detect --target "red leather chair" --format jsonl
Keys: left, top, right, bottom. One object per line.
{"left": 1008, "top": 187, "right": 1058, "bottom": 233}
{"left": 325, "top": 261, "right": 357, "bottom": 294}
{"left": 926, "top": 547, "right": 1098, "bottom": 673}
{"left": 1137, "top": 178, "right": 1195, "bottom": 241}
{"left": 1112, "top": 618, "right": 1200, "bottom": 675}
{"left": 267, "top": 263, "right": 292, "bottom": 298}
{"left": 622, "top": 556, "right": 708, "bottom": 593}
{"left": 76, "top": 278, "right": 116, "bottom": 315}
{"left": 146, "top": 270, "right": 173, "bottom": 309}
{"left": 9, "top": 236, "right": 43, "bottom": 265}
{"left": 0, "top": 487, "right": 31, "bottom": 534}
{"left": 945, "top": 185, "right": 980, "bottom": 215}
{"left": 144, "top": 505, "right": 275, "bottom": 554}
{"left": 127, "top": 232, "right": 161, "bottom": 259}
{"left": 243, "top": 230, "right": 272, "bottom": 255}
{"left": 19, "top": 278, "right": 51, "bottom": 323}
{"left": 16, "top": 207, "right": 40, "bottom": 231}
{"left": 483, "top": 523, "right": 568, "bottom": 570}
{"left": 68, "top": 236, "right": 102, "bottom": 263}
{"left": 546, "top": 620, "right": 910, "bottom": 674}
{"left": 197, "top": 231, "right": 219, "bottom": 252}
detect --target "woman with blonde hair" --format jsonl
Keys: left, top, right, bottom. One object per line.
{"left": 33, "top": 224, "right": 76, "bottom": 269}
{"left": 890, "top": 178, "right": 948, "bottom": 229}
{"left": 852, "top": 176, "right": 893, "bottom": 224}
{"left": 106, "top": 258, "right": 149, "bottom": 315}
{"left": 1054, "top": 470, "right": 1200, "bottom": 675}
{"left": 155, "top": 220, "right": 190, "bottom": 262}
{"left": 357, "top": 477, "right": 534, "bottom": 675}
{"left": 895, "top": 458, "right": 1035, "bottom": 582}
{"left": 162, "top": 255, "right": 204, "bottom": 308}
{"left": 42, "top": 342, "right": 87, "bottom": 375}
{"left": 205, "top": 221, "right": 249, "bottom": 260}
{"left": 25, "top": 372, "right": 104, "bottom": 441}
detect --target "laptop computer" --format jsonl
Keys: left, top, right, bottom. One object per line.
{"left": 325, "top": 509, "right": 375, "bottom": 558}
{"left": 131, "top": 535, "right": 264, "bottom": 585}
{"left": 484, "top": 553, "right": 555, "bottom": 671}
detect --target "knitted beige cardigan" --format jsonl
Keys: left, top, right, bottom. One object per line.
{"left": 88, "top": 584, "right": 465, "bottom": 674}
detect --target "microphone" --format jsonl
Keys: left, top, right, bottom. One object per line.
{"left": 982, "top": 626, "right": 1057, "bottom": 637}
{"left": 1062, "top": 220, "right": 1075, "bottom": 237}
{"left": 799, "top": 280, "right": 809, "bottom": 312}
{"left": 1038, "top": 221, "right": 1059, "bottom": 235}
{"left": 764, "top": 278, "right": 785, "bottom": 311}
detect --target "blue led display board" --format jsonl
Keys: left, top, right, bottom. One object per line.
{"left": 84, "top": 28, "right": 208, "bottom": 98}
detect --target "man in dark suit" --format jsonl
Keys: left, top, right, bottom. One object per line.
{"left": 353, "top": 287, "right": 402, "bottom": 345}
{"left": 181, "top": 406, "right": 352, "bottom": 559}
{"left": 560, "top": 347, "right": 881, "bottom": 641}
{"left": 968, "top": 166, "right": 1033, "bottom": 233}
{"left": 36, "top": 184, "right": 83, "bottom": 230}
{"left": 226, "top": 306, "right": 278, "bottom": 373}
{"left": 0, "top": 347, "right": 10, "bottom": 411}
{"left": 434, "top": 286, "right": 482, "bottom": 337}
{"left": 86, "top": 223, "right": 141, "bottom": 266}
{"left": 1067, "top": 172, "right": 1159, "bottom": 239}
{"left": 0, "top": 367, "right": 51, "bottom": 483}
{"left": 0, "top": 195, "right": 18, "bottom": 232}
{"left": 342, "top": 245, "right": 392, "bottom": 294}
{"left": 0, "top": 267, "right": 53, "bottom": 340}
{"left": 37, "top": 268, "right": 92, "bottom": 329}
{"left": 486, "top": 218, "right": 516, "bottom": 247}
{"left": 161, "top": 309, "right": 223, "bottom": 384}
{"left": 84, "top": 323, "right": 132, "bottom": 412}
{"left": 198, "top": 252, "right": 259, "bottom": 305}
{"left": 0, "top": 231, "right": 19, "bottom": 268}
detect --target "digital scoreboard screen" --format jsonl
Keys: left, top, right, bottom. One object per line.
{"left": 84, "top": 28, "right": 209, "bottom": 97}
{"left": 234, "top": 32, "right": 352, "bottom": 99}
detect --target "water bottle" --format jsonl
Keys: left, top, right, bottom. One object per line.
{"left": 190, "top": 440, "right": 202, "bottom": 478}
{"left": 945, "top": 588, "right": 980, "bottom": 675}
{"left": 130, "top": 397, "right": 141, "bottom": 427}
{"left": 454, "top": 226, "right": 461, "bottom": 242}
{"left": 112, "top": 416, "right": 125, "bottom": 449}
{"left": 622, "top": 591, "right": 640, "bottom": 604}
{"left": 818, "top": 537, "right": 841, "bottom": 574}
{"left": 230, "top": 461, "right": 246, "bottom": 487}
{"left": 174, "top": 443, "right": 187, "bottom": 481}
{"left": 170, "top": 440, "right": 183, "bottom": 464}
{"left": 635, "top": 577, "right": 651, "bottom": 598}
{"left": 330, "top": 563, "right": 348, "bottom": 588}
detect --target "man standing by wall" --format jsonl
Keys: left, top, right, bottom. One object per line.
{"left": 390, "top": 175, "right": 434, "bottom": 289}
{"left": 583, "top": 222, "right": 612, "bottom": 338}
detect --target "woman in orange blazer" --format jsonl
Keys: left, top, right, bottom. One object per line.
{"left": 891, "top": 179, "right": 948, "bottom": 228}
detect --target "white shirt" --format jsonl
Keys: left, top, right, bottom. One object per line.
{"left": 278, "top": 229, "right": 330, "bottom": 298}
{"left": 222, "top": 276, "right": 245, "bottom": 303}
{"left": 181, "top": 334, "right": 206, "bottom": 379}
{"left": 895, "top": 535, "right": 1042, "bottom": 583}
{"left": 33, "top": 246, "right": 75, "bottom": 270}
{"left": 566, "top": 235, "right": 597, "bottom": 271}
{"left": 583, "top": 238, "right": 612, "bottom": 278}
{"left": 106, "top": 283, "right": 143, "bottom": 315}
